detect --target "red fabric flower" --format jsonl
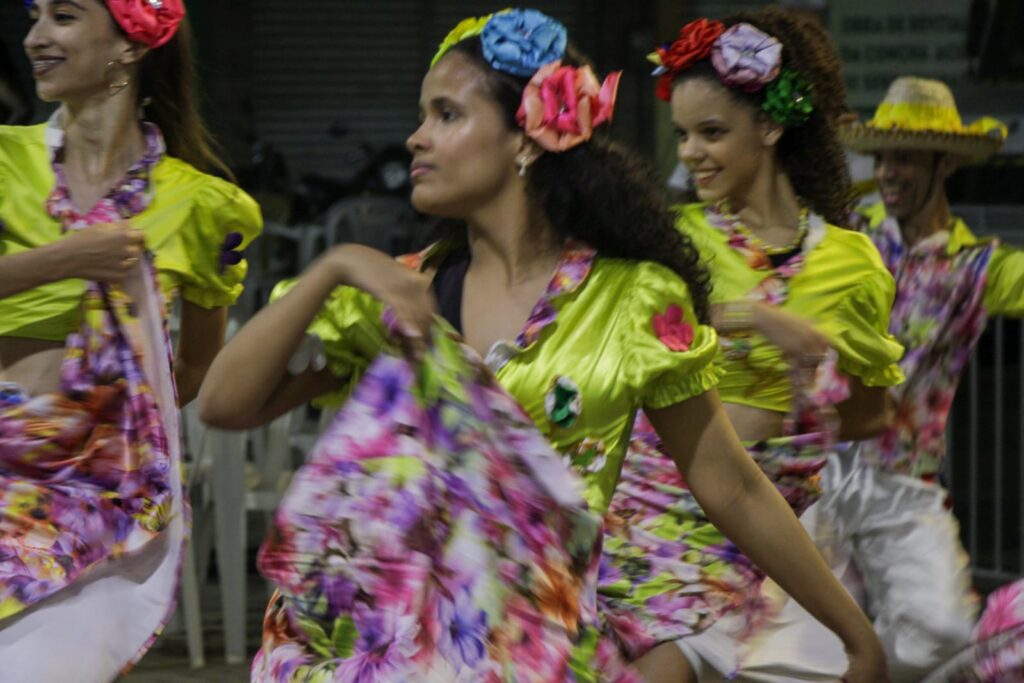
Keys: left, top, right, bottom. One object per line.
{"left": 654, "top": 18, "right": 725, "bottom": 101}
{"left": 652, "top": 304, "right": 695, "bottom": 352}
{"left": 104, "top": 0, "right": 185, "bottom": 49}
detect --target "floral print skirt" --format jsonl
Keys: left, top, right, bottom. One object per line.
{"left": 0, "top": 265, "right": 185, "bottom": 680}
{"left": 597, "top": 413, "right": 833, "bottom": 664}
{"left": 252, "top": 328, "right": 641, "bottom": 682}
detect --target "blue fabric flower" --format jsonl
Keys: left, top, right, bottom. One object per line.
{"left": 480, "top": 9, "right": 567, "bottom": 77}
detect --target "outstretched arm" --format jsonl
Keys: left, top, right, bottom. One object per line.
{"left": 647, "top": 389, "right": 887, "bottom": 683}
{"left": 197, "top": 253, "right": 346, "bottom": 430}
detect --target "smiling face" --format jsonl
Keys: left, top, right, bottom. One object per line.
{"left": 405, "top": 51, "right": 526, "bottom": 219}
{"left": 873, "top": 149, "right": 949, "bottom": 223}
{"left": 24, "top": 0, "right": 135, "bottom": 104}
{"left": 670, "top": 76, "right": 779, "bottom": 205}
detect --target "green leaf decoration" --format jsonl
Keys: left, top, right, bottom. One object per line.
{"left": 762, "top": 68, "right": 814, "bottom": 127}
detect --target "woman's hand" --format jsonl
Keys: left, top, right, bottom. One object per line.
{"left": 753, "top": 302, "right": 831, "bottom": 369}
{"left": 328, "top": 244, "right": 438, "bottom": 354}
{"left": 54, "top": 222, "right": 146, "bottom": 283}
{"left": 841, "top": 630, "right": 889, "bottom": 683}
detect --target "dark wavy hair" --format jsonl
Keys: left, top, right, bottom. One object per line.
{"left": 439, "top": 38, "right": 711, "bottom": 322}
{"left": 672, "top": 7, "right": 852, "bottom": 225}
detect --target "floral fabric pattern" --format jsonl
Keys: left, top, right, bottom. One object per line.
{"left": 927, "top": 579, "right": 1024, "bottom": 682}
{"left": 601, "top": 355, "right": 847, "bottom": 664}
{"left": 252, "top": 325, "right": 641, "bottom": 682}
{"left": 855, "top": 210, "right": 995, "bottom": 478}
{"left": 0, "top": 120, "right": 181, "bottom": 669}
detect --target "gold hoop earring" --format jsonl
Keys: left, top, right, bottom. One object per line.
{"left": 106, "top": 60, "right": 130, "bottom": 96}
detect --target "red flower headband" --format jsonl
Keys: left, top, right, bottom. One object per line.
{"left": 105, "top": 0, "right": 185, "bottom": 48}
{"left": 651, "top": 18, "right": 725, "bottom": 102}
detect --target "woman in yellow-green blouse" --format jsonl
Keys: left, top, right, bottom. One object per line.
{"left": 602, "top": 9, "right": 904, "bottom": 682}
{"left": 0, "top": 1, "right": 258, "bottom": 679}
{"left": 201, "top": 9, "right": 885, "bottom": 683}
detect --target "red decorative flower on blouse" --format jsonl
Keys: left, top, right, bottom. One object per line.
{"left": 654, "top": 18, "right": 725, "bottom": 101}
{"left": 653, "top": 304, "right": 695, "bottom": 352}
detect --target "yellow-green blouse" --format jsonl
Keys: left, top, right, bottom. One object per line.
{"left": 676, "top": 202, "right": 904, "bottom": 414}
{"left": 0, "top": 123, "right": 262, "bottom": 341}
{"left": 274, "top": 242, "right": 721, "bottom": 513}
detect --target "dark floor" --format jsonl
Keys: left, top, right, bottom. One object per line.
{"left": 122, "top": 576, "right": 266, "bottom": 683}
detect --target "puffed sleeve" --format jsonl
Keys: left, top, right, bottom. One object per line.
{"left": 983, "top": 245, "right": 1024, "bottom": 317}
{"left": 269, "top": 279, "right": 390, "bottom": 407}
{"left": 822, "top": 270, "right": 904, "bottom": 387}
{"left": 619, "top": 262, "right": 722, "bottom": 409}
{"left": 179, "top": 180, "right": 263, "bottom": 308}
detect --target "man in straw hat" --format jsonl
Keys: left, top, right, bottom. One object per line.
{"left": 722, "top": 77, "right": 1024, "bottom": 683}
{"left": 824, "top": 77, "right": 1021, "bottom": 682}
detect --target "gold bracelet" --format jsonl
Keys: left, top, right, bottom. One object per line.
{"left": 717, "top": 301, "right": 754, "bottom": 334}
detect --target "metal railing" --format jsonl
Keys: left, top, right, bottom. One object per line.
{"left": 946, "top": 205, "right": 1024, "bottom": 590}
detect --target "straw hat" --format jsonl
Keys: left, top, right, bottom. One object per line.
{"left": 839, "top": 77, "right": 1007, "bottom": 163}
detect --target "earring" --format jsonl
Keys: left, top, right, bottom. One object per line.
{"left": 517, "top": 156, "right": 530, "bottom": 177}
{"left": 137, "top": 96, "right": 153, "bottom": 120}
{"left": 106, "top": 60, "right": 130, "bottom": 96}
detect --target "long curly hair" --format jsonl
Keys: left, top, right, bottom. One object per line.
{"left": 440, "top": 38, "right": 711, "bottom": 321}
{"left": 673, "top": 7, "right": 852, "bottom": 225}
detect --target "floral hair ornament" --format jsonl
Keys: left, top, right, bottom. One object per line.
{"left": 648, "top": 18, "right": 725, "bottom": 102}
{"left": 104, "top": 0, "right": 185, "bottom": 48}
{"left": 711, "top": 23, "right": 782, "bottom": 93}
{"left": 516, "top": 61, "right": 621, "bottom": 152}
{"left": 649, "top": 19, "right": 813, "bottom": 127}
{"left": 480, "top": 8, "right": 567, "bottom": 77}
{"left": 763, "top": 68, "right": 814, "bottom": 127}
{"left": 431, "top": 10, "right": 506, "bottom": 67}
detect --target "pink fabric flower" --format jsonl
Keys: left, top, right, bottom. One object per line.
{"left": 652, "top": 304, "right": 695, "bottom": 352}
{"left": 516, "top": 61, "right": 622, "bottom": 153}
{"left": 711, "top": 23, "right": 782, "bottom": 93}
{"left": 976, "top": 580, "right": 1024, "bottom": 641}
{"left": 104, "top": 0, "right": 185, "bottom": 49}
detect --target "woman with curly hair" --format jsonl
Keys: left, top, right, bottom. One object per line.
{"left": 201, "top": 7, "right": 884, "bottom": 683}
{"left": 0, "top": 1, "right": 259, "bottom": 679}
{"left": 601, "top": 7, "right": 906, "bottom": 682}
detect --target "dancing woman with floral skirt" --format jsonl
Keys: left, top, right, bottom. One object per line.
{"left": 0, "top": 1, "right": 260, "bottom": 679}
{"left": 603, "top": 9, "right": 905, "bottom": 681}
{"left": 201, "top": 9, "right": 885, "bottom": 682}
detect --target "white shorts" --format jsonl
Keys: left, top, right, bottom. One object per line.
{"left": 728, "top": 447, "right": 976, "bottom": 683}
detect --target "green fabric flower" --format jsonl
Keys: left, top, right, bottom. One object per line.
{"left": 762, "top": 68, "right": 814, "bottom": 127}
{"left": 545, "top": 375, "right": 581, "bottom": 429}
{"left": 431, "top": 10, "right": 509, "bottom": 67}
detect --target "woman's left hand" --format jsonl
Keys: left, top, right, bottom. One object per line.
{"left": 841, "top": 630, "right": 889, "bottom": 683}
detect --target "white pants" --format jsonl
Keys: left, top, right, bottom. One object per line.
{"left": 732, "top": 447, "right": 977, "bottom": 682}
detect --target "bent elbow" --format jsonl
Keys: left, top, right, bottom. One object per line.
{"left": 197, "top": 387, "right": 249, "bottom": 431}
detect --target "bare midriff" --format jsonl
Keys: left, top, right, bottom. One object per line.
{"left": 0, "top": 337, "right": 66, "bottom": 396}
{"left": 723, "top": 401, "right": 786, "bottom": 442}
